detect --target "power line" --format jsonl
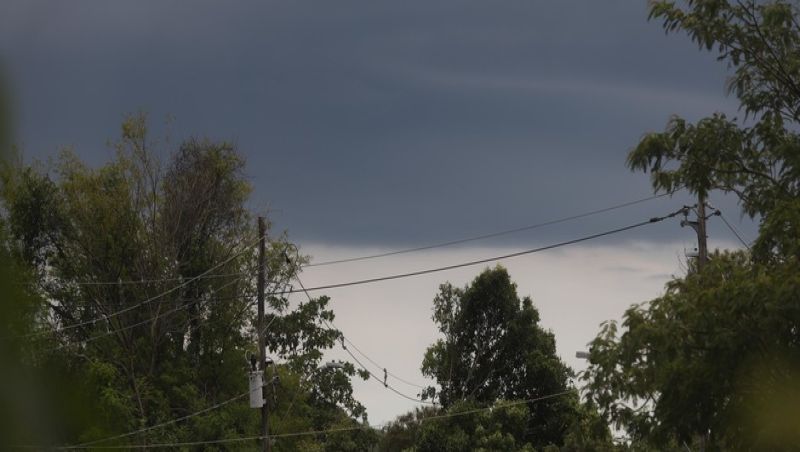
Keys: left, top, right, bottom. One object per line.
{"left": 374, "top": 389, "right": 575, "bottom": 426}
{"left": 275, "top": 209, "right": 684, "bottom": 296}
{"left": 59, "top": 306, "right": 306, "bottom": 449}
{"left": 18, "top": 193, "right": 669, "bottom": 288}
{"left": 293, "top": 256, "right": 427, "bottom": 390}
{"left": 284, "top": 251, "right": 431, "bottom": 391}
{"left": 14, "top": 237, "right": 259, "bottom": 339}
{"left": 66, "top": 388, "right": 255, "bottom": 448}
{"left": 55, "top": 305, "right": 283, "bottom": 447}
{"left": 59, "top": 272, "right": 246, "bottom": 286}
{"left": 45, "top": 272, "right": 430, "bottom": 450}
{"left": 717, "top": 211, "right": 752, "bottom": 250}
{"left": 305, "top": 193, "right": 670, "bottom": 267}
{"left": 342, "top": 343, "right": 436, "bottom": 405}
{"left": 154, "top": 209, "right": 683, "bottom": 310}
{"left": 340, "top": 335, "right": 427, "bottom": 390}
{"left": 292, "top": 273, "right": 436, "bottom": 406}
{"left": 46, "top": 273, "right": 290, "bottom": 352}
{"left": 47, "top": 277, "right": 249, "bottom": 351}
{"left": 51, "top": 278, "right": 291, "bottom": 348}
{"left": 48, "top": 389, "right": 575, "bottom": 449}
{"left": 78, "top": 208, "right": 681, "bottom": 348}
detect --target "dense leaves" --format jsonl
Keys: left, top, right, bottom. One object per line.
{"left": 0, "top": 114, "right": 372, "bottom": 449}
{"left": 629, "top": 1, "right": 800, "bottom": 254}
{"left": 410, "top": 266, "right": 610, "bottom": 450}
{"left": 584, "top": 1, "right": 800, "bottom": 449}
{"left": 584, "top": 251, "right": 800, "bottom": 449}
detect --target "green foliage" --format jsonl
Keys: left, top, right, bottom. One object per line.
{"left": 631, "top": 0, "right": 800, "bottom": 259}
{"left": 583, "top": 251, "right": 800, "bottom": 449}
{"left": 0, "top": 113, "right": 373, "bottom": 449}
{"left": 650, "top": 0, "right": 800, "bottom": 120}
{"left": 416, "top": 401, "right": 535, "bottom": 452}
{"left": 380, "top": 400, "right": 617, "bottom": 452}
{"left": 379, "top": 401, "right": 536, "bottom": 452}
{"left": 414, "top": 266, "right": 609, "bottom": 450}
{"left": 586, "top": 2, "right": 800, "bottom": 449}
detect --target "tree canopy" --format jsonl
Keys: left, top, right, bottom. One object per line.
{"left": 404, "top": 266, "right": 609, "bottom": 451}
{"left": 0, "top": 113, "right": 374, "bottom": 450}
{"left": 584, "top": 1, "right": 800, "bottom": 449}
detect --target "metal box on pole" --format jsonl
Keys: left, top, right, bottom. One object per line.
{"left": 249, "top": 371, "right": 264, "bottom": 408}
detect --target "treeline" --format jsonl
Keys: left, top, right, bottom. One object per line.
{"left": 0, "top": 115, "right": 375, "bottom": 450}
{"left": 0, "top": 115, "right": 607, "bottom": 450}
{"left": 2, "top": 0, "right": 800, "bottom": 450}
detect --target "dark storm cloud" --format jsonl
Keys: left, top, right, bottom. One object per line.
{"left": 0, "top": 0, "right": 755, "bottom": 247}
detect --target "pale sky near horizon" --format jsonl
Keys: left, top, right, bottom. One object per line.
{"left": 297, "top": 238, "right": 742, "bottom": 424}
{"left": 2, "top": 0, "right": 759, "bottom": 426}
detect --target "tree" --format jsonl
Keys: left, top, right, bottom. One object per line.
{"left": 418, "top": 266, "right": 597, "bottom": 450}
{"left": 0, "top": 113, "right": 373, "bottom": 449}
{"left": 584, "top": 251, "right": 800, "bottom": 450}
{"left": 628, "top": 0, "right": 800, "bottom": 259}
{"left": 584, "top": 1, "right": 800, "bottom": 449}
{"left": 379, "top": 400, "right": 614, "bottom": 452}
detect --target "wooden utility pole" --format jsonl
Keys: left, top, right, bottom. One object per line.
{"left": 696, "top": 193, "right": 708, "bottom": 269}
{"left": 681, "top": 193, "right": 709, "bottom": 271}
{"left": 256, "top": 217, "right": 270, "bottom": 452}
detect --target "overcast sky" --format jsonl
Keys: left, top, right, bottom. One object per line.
{"left": 2, "top": 0, "right": 756, "bottom": 425}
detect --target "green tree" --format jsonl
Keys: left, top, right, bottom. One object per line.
{"left": 584, "top": 1, "right": 800, "bottom": 449}
{"left": 584, "top": 250, "right": 800, "bottom": 449}
{"left": 0, "top": 113, "right": 373, "bottom": 449}
{"left": 414, "top": 401, "right": 536, "bottom": 452}
{"left": 628, "top": 0, "right": 800, "bottom": 259}
{"left": 418, "top": 266, "right": 599, "bottom": 450}
{"left": 379, "top": 405, "right": 439, "bottom": 451}
{"left": 379, "top": 400, "right": 615, "bottom": 452}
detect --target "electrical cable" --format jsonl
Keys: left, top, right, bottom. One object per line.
{"left": 292, "top": 273, "right": 436, "bottom": 406}
{"left": 275, "top": 209, "right": 684, "bottom": 296}
{"left": 48, "top": 389, "right": 575, "bottom": 449}
{"left": 717, "top": 211, "right": 752, "bottom": 250}
{"left": 182, "top": 213, "right": 678, "bottom": 304}
{"left": 274, "top": 209, "right": 684, "bottom": 402}
{"left": 43, "top": 273, "right": 290, "bottom": 351}
{"left": 57, "top": 303, "right": 283, "bottom": 447}
{"left": 14, "top": 236, "right": 259, "bottom": 339}
{"left": 35, "top": 272, "right": 246, "bottom": 287}
{"left": 41, "top": 207, "right": 644, "bottom": 449}
{"left": 305, "top": 193, "right": 670, "bottom": 267}
{"left": 46, "top": 277, "right": 249, "bottom": 351}
{"left": 21, "top": 210, "right": 681, "bottom": 444}
{"left": 283, "top": 251, "right": 430, "bottom": 391}
{"left": 22, "top": 192, "right": 670, "bottom": 288}
{"left": 342, "top": 343, "right": 436, "bottom": 405}
{"left": 340, "top": 335, "right": 427, "bottom": 390}
{"left": 66, "top": 388, "right": 256, "bottom": 448}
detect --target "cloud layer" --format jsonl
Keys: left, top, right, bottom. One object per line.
{"left": 1, "top": 0, "right": 753, "bottom": 246}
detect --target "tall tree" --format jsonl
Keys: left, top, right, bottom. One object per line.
{"left": 584, "top": 1, "right": 800, "bottom": 449}
{"left": 584, "top": 251, "right": 800, "bottom": 450}
{"left": 419, "top": 266, "right": 586, "bottom": 449}
{"left": 0, "top": 113, "right": 372, "bottom": 449}
{"left": 628, "top": 0, "right": 800, "bottom": 260}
